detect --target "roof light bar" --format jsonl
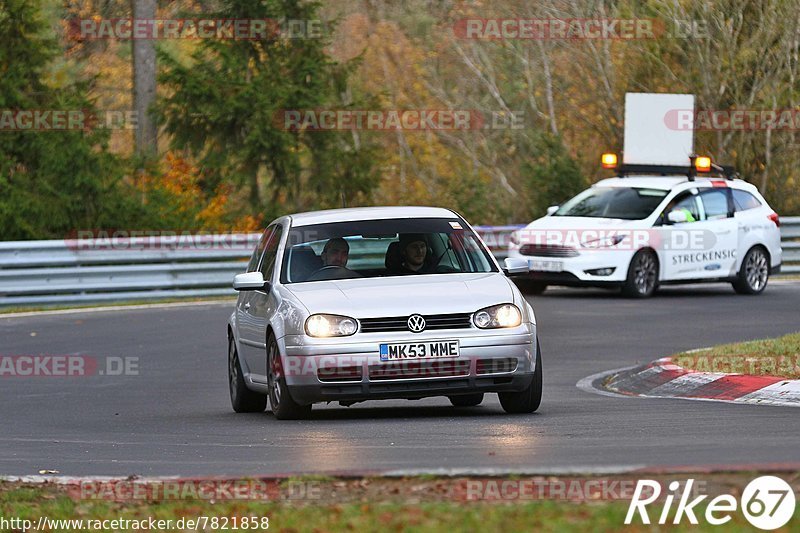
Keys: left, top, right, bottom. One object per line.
{"left": 604, "top": 154, "right": 736, "bottom": 181}
{"left": 601, "top": 153, "right": 618, "bottom": 169}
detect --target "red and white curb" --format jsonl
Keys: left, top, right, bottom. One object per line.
{"left": 578, "top": 357, "right": 800, "bottom": 407}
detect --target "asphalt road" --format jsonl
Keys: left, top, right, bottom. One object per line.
{"left": 1, "top": 283, "right": 799, "bottom": 477}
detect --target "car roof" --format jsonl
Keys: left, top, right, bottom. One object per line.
{"left": 288, "top": 206, "right": 459, "bottom": 227}
{"left": 595, "top": 176, "right": 756, "bottom": 192}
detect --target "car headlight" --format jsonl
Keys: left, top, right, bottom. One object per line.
{"left": 305, "top": 314, "right": 358, "bottom": 337}
{"left": 581, "top": 234, "right": 626, "bottom": 248}
{"left": 473, "top": 304, "right": 522, "bottom": 329}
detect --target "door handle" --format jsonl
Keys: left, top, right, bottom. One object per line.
{"left": 244, "top": 302, "right": 251, "bottom": 310}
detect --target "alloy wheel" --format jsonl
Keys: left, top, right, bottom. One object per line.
{"left": 634, "top": 253, "right": 657, "bottom": 294}
{"left": 745, "top": 249, "right": 768, "bottom": 291}
{"left": 268, "top": 340, "right": 282, "bottom": 407}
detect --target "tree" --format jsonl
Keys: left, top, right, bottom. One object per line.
{"left": 157, "top": 0, "right": 380, "bottom": 217}
{"left": 0, "top": 0, "right": 131, "bottom": 239}
{"left": 132, "top": 0, "right": 158, "bottom": 158}
{"left": 522, "top": 134, "right": 587, "bottom": 218}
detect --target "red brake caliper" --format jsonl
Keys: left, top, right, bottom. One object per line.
{"left": 270, "top": 348, "right": 283, "bottom": 381}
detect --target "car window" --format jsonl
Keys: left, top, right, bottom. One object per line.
{"left": 555, "top": 187, "right": 668, "bottom": 220}
{"left": 247, "top": 226, "right": 274, "bottom": 273}
{"left": 280, "top": 217, "right": 497, "bottom": 283}
{"left": 662, "top": 192, "right": 701, "bottom": 223}
{"left": 305, "top": 237, "right": 394, "bottom": 270}
{"left": 259, "top": 225, "right": 283, "bottom": 280}
{"left": 732, "top": 189, "right": 762, "bottom": 211}
{"left": 459, "top": 234, "right": 494, "bottom": 272}
{"left": 699, "top": 189, "right": 730, "bottom": 220}
{"left": 429, "top": 232, "right": 460, "bottom": 270}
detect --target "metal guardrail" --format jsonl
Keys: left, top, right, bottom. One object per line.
{"left": 0, "top": 234, "right": 260, "bottom": 307}
{"left": 0, "top": 220, "right": 797, "bottom": 307}
{"left": 780, "top": 217, "right": 800, "bottom": 274}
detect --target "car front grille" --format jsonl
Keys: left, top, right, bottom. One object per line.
{"left": 519, "top": 244, "right": 579, "bottom": 257}
{"left": 368, "top": 360, "right": 470, "bottom": 380}
{"left": 359, "top": 313, "right": 472, "bottom": 333}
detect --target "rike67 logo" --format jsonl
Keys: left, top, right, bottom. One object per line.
{"left": 625, "top": 476, "right": 795, "bottom": 530}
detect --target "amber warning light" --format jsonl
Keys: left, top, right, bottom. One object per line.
{"left": 694, "top": 155, "right": 712, "bottom": 173}
{"left": 601, "top": 153, "right": 618, "bottom": 169}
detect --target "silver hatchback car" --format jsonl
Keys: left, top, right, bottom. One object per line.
{"left": 227, "top": 206, "right": 541, "bottom": 419}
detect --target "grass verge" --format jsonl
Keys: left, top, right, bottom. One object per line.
{"left": 2, "top": 473, "right": 796, "bottom": 532}
{"left": 672, "top": 332, "right": 800, "bottom": 379}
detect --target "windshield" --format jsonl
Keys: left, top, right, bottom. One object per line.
{"left": 280, "top": 217, "right": 497, "bottom": 283}
{"left": 554, "top": 187, "right": 668, "bottom": 220}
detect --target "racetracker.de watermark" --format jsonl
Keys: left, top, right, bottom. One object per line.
{"left": 454, "top": 18, "right": 656, "bottom": 40}
{"left": 454, "top": 477, "right": 707, "bottom": 502}
{"left": 71, "top": 479, "right": 320, "bottom": 501}
{"left": 68, "top": 18, "right": 322, "bottom": 40}
{"left": 672, "top": 354, "right": 800, "bottom": 376}
{"left": 64, "top": 230, "right": 260, "bottom": 253}
{"left": 280, "top": 356, "right": 519, "bottom": 379}
{"left": 274, "top": 109, "right": 498, "bottom": 131}
{"left": 509, "top": 228, "right": 720, "bottom": 252}
{"left": 0, "top": 355, "right": 138, "bottom": 377}
{"left": 0, "top": 110, "right": 137, "bottom": 131}
{"left": 665, "top": 109, "right": 800, "bottom": 131}
{"left": 454, "top": 18, "right": 708, "bottom": 40}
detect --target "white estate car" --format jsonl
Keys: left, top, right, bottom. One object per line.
{"left": 228, "top": 206, "right": 541, "bottom": 419}
{"left": 508, "top": 176, "right": 782, "bottom": 297}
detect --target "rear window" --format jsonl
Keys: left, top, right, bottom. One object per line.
{"left": 733, "top": 189, "right": 762, "bottom": 211}
{"left": 699, "top": 189, "right": 730, "bottom": 220}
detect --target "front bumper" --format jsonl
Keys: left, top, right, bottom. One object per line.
{"left": 507, "top": 247, "right": 635, "bottom": 285}
{"left": 279, "top": 324, "right": 537, "bottom": 405}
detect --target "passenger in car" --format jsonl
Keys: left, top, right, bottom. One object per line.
{"left": 390, "top": 233, "right": 434, "bottom": 275}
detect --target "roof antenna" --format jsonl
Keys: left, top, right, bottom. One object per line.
{"left": 341, "top": 189, "right": 347, "bottom": 208}
{"left": 688, "top": 154, "right": 697, "bottom": 182}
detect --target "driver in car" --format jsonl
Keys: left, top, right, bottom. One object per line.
{"left": 307, "top": 237, "right": 361, "bottom": 280}
{"left": 321, "top": 237, "right": 350, "bottom": 267}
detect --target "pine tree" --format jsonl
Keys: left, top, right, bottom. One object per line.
{"left": 0, "top": 0, "right": 129, "bottom": 239}
{"left": 156, "top": 0, "right": 379, "bottom": 217}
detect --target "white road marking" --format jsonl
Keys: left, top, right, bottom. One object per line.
{"left": 0, "top": 299, "right": 235, "bottom": 319}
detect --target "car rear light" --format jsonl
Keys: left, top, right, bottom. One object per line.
{"left": 768, "top": 213, "right": 780, "bottom": 227}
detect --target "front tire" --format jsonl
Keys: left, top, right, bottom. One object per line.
{"left": 228, "top": 337, "right": 268, "bottom": 413}
{"left": 449, "top": 393, "right": 484, "bottom": 407}
{"left": 498, "top": 340, "right": 542, "bottom": 414}
{"left": 732, "top": 246, "right": 769, "bottom": 295}
{"left": 622, "top": 250, "right": 658, "bottom": 298}
{"left": 267, "top": 333, "right": 311, "bottom": 420}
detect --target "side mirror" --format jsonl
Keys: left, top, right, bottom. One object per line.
{"left": 503, "top": 257, "right": 530, "bottom": 276}
{"left": 233, "top": 272, "right": 269, "bottom": 291}
{"left": 667, "top": 209, "right": 688, "bottom": 224}
{"left": 546, "top": 205, "right": 559, "bottom": 216}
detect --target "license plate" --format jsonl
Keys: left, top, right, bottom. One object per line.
{"left": 379, "top": 340, "right": 460, "bottom": 361}
{"left": 530, "top": 260, "right": 563, "bottom": 272}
